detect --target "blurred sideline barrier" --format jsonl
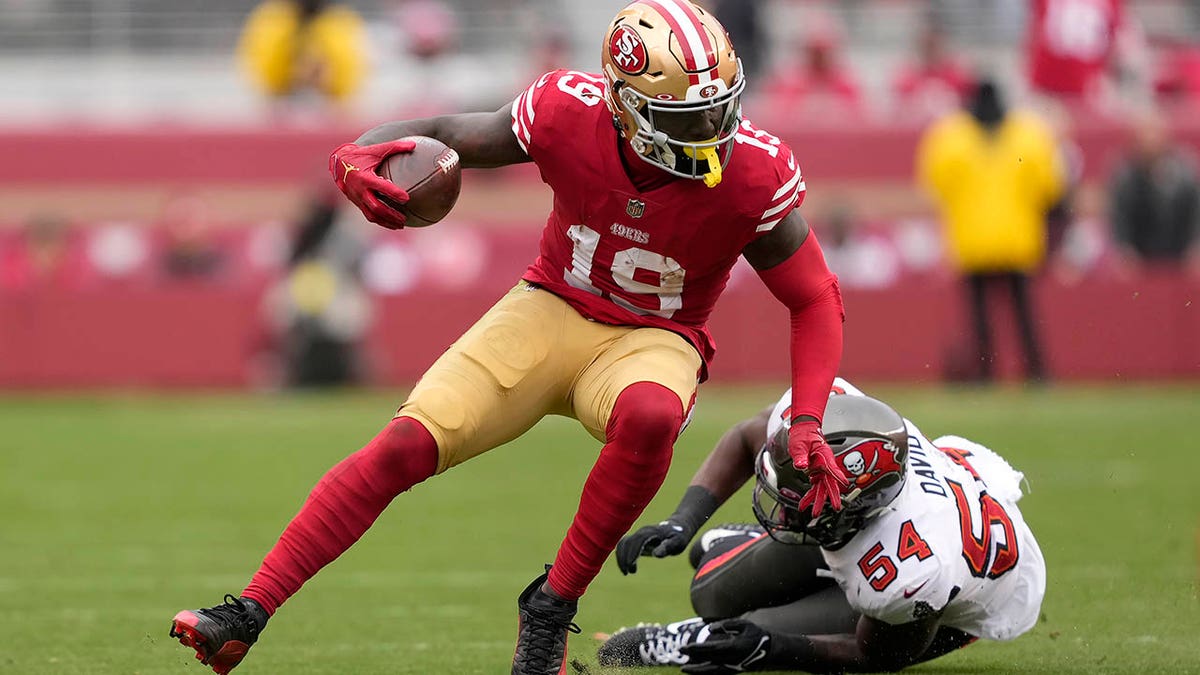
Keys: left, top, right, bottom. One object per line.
{"left": 1, "top": 118, "right": 1197, "bottom": 386}
{"left": 1, "top": 228, "right": 1195, "bottom": 387}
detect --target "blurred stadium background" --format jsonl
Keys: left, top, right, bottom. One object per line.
{"left": 1, "top": 1, "right": 1198, "bottom": 674}
{"left": 1, "top": 0, "right": 1197, "bottom": 387}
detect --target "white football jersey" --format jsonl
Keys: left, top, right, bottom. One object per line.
{"left": 764, "top": 378, "right": 1046, "bottom": 641}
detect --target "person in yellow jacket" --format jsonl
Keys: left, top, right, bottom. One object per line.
{"left": 917, "top": 78, "right": 1065, "bottom": 382}
{"left": 238, "top": 0, "right": 367, "bottom": 104}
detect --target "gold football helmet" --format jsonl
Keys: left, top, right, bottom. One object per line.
{"left": 600, "top": 0, "right": 745, "bottom": 187}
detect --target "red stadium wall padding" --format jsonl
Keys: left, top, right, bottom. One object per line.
{"left": 705, "top": 271, "right": 1200, "bottom": 384}
{"left": 2, "top": 273, "right": 1195, "bottom": 388}
{"left": 1, "top": 113, "right": 1198, "bottom": 388}
{"left": 0, "top": 288, "right": 262, "bottom": 387}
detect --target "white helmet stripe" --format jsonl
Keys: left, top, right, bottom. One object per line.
{"left": 642, "top": 0, "right": 714, "bottom": 71}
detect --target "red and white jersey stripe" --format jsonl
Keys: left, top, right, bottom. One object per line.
{"left": 757, "top": 157, "right": 804, "bottom": 233}
{"left": 510, "top": 72, "right": 552, "bottom": 154}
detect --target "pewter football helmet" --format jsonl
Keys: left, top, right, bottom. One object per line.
{"left": 753, "top": 395, "right": 908, "bottom": 548}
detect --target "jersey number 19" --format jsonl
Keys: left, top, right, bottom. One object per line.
{"left": 565, "top": 224, "right": 687, "bottom": 319}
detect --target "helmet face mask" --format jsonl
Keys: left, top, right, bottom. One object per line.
{"left": 600, "top": 0, "right": 745, "bottom": 186}
{"left": 752, "top": 396, "right": 910, "bottom": 549}
{"left": 613, "top": 75, "right": 744, "bottom": 182}
{"left": 751, "top": 461, "right": 823, "bottom": 546}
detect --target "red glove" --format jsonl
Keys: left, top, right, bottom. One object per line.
{"left": 789, "top": 420, "right": 849, "bottom": 518}
{"left": 329, "top": 139, "right": 417, "bottom": 230}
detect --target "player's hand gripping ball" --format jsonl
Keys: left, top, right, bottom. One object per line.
{"left": 377, "top": 136, "right": 462, "bottom": 228}
{"left": 330, "top": 136, "right": 462, "bottom": 230}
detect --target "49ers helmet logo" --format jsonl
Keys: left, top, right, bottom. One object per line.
{"left": 609, "top": 25, "right": 648, "bottom": 75}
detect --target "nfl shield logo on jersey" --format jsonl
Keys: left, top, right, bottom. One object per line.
{"left": 626, "top": 199, "right": 646, "bottom": 218}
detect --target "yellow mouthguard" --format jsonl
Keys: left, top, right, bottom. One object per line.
{"left": 684, "top": 144, "right": 723, "bottom": 188}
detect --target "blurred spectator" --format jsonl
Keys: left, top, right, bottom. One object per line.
{"left": 389, "top": 0, "right": 461, "bottom": 117}
{"left": 817, "top": 203, "right": 901, "bottom": 289}
{"left": 1153, "top": 39, "right": 1200, "bottom": 107}
{"left": 527, "top": 28, "right": 571, "bottom": 83}
{"left": 707, "top": 0, "right": 767, "bottom": 85}
{"left": 86, "top": 222, "right": 153, "bottom": 285}
{"left": 1041, "top": 104, "right": 1085, "bottom": 261}
{"left": 917, "top": 79, "right": 1066, "bottom": 382}
{"left": 265, "top": 191, "right": 372, "bottom": 387}
{"left": 891, "top": 217, "right": 946, "bottom": 276}
{"left": 237, "top": 0, "right": 368, "bottom": 108}
{"left": 1025, "top": 0, "right": 1128, "bottom": 110}
{"left": 395, "top": 0, "right": 458, "bottom": 61}
{"left": 1053, "top": 214, "right": 1112, "bottom": 283}
{"left": 891, "top": 15, "right": 971, "bottom": 123}
{"left": 157, "top": 195, "right": 228, "bottom": 282}
{"left": 758, "top": 14, "right": 864, "bottom": 123}
{"left": 1107, "top": 108, "right": 1200, "bottom": 273}
{"left": 0, "top": 215, "right": 91, "bottom": 291}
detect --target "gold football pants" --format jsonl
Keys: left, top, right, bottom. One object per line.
{"left": 396, "top": 281, "right": 702, "bottom": 473}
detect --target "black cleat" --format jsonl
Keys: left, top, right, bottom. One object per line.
{"left": 512, "top": 570, "right": 581, "bottom": 675}
{"left": 169, "top": 595, "right": 268, "bottom": 674}
{"left": 597, "top": 618, "right": 706, "bottom": 667}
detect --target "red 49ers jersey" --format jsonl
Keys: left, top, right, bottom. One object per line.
{"left": 511, "top": 70, "right": 805, "bottom": 370}
{"left": 1028, "top": 0, "right": 1123, "bottom": 96}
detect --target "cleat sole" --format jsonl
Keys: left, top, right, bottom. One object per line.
{"left": 170, "top": 611, "right": 250, "bottom": 674}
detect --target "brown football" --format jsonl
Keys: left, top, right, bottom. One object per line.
{"left": 376, "top": 136, "right": 462, "bottom": 228}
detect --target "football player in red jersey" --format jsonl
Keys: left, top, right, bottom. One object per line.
{"left": 169, "top": 2, "right": 846, "bottom": 674}
{"left": 1027, "top": 0, "right": 1127, "bottom": 105}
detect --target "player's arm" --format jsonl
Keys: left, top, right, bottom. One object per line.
{"left": 742, "top": 208, "right": 809, "bottom": 268}
{"left": 768, "top": 613, "right": 944, "bottom": 672}
{"left": 743, "top": 211, "right": 847, "bottom": 515}
{"left": 354, "top": 106, "right": 531, "bottom": 169}
{"left": 682, "top": 613, "right": 965, "bottom": 674}
{"left": 615, "top": 406, "right": 771, "bottom": 574}
{"left": 329, "top": 105, "right": 530, "bottom": 229}
{"left": 689, "top": 405, "right": 771, "bottom": 503}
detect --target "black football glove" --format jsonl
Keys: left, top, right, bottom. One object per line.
{"left": 615, "top": 519, "right": 694, "bottom": 575}
{"left": 679, "top": 619, "right": 771, "bottom": 674}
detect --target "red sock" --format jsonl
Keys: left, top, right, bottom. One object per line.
{"left": 241, "top": 416, "right": 438, "bottom": 614}
{"left": 548, "top": 382, "right": 685, "bottom": 599}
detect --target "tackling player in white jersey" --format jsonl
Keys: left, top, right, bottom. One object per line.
{"left": 602, "top": 378, "right": 1045, "bottom": 673}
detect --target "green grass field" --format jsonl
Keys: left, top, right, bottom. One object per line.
{"left": 1, "top": 384, "right": 1198, "bottom": 674}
